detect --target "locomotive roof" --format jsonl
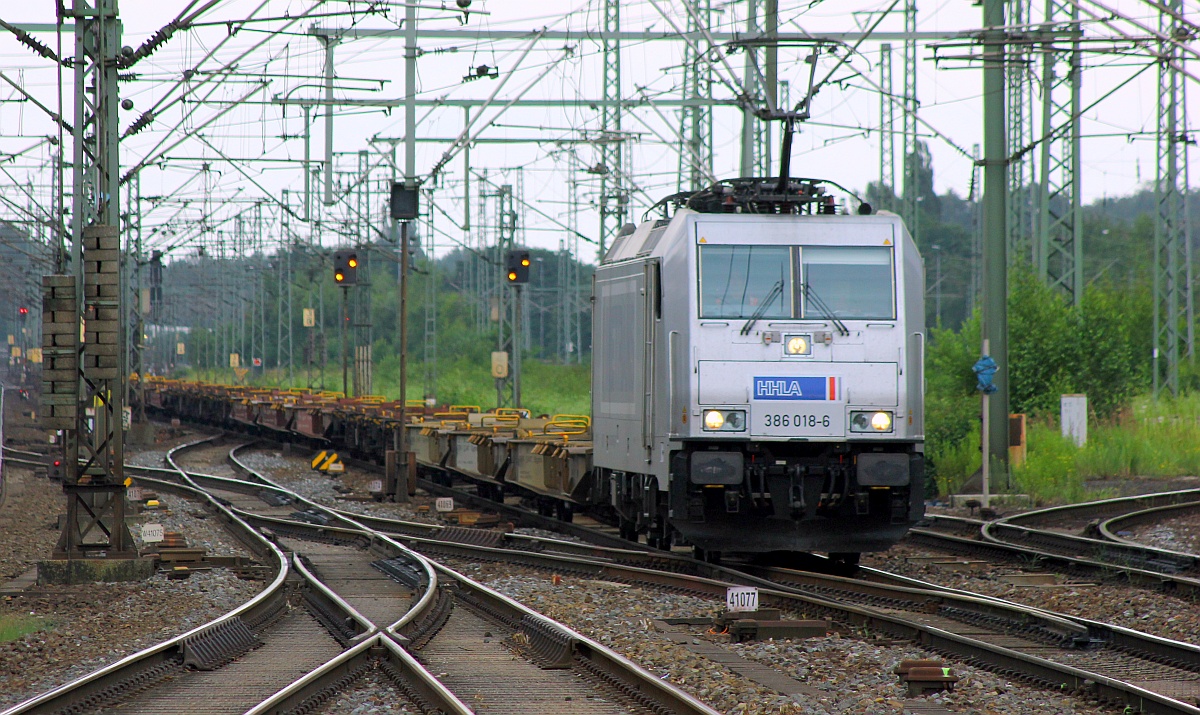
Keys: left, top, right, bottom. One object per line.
{"left": 602, "top": 205, "right": 904, "bottom": 266}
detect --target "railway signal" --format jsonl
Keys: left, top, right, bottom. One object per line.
{"left": 505, "top": 250, "right": 530, "bottom": 284}
{"left": 333, "top": 250, "right": 358, "bottom": 285}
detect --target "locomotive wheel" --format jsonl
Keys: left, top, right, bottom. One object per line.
{"left": 693, "top": 546, "right": 721, "bottom": 564}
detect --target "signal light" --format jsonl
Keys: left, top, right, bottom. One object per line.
{"left": 18, "top": 307, "right": 28, "bottom": 316}
{"left": 505, "top": 250, "right": 530, "bottom": 284}
{"left": 333, "top": 250, "right": 358, "bottom": 285}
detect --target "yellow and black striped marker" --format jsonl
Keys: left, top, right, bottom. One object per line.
{"left": 311, "top": 451, "right": 342, "bottom": 472}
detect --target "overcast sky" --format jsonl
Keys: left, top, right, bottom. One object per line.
{"left": 0, "top": 1, "right": 1194, "bottom": 259}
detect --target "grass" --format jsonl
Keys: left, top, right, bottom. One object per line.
{"left": 933, "top": 392, "right": 1200, "bottom": 505}
{"left": 0, "top": 613, "right": 46, "bottom": 643}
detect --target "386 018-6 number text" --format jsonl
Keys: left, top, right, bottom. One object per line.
{"left": 763, "top": 413, "right": 831, "bottom": 428}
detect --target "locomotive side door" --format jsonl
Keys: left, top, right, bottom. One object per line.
{"left": 641, "top": 260, "right": 660, "bottom": 464}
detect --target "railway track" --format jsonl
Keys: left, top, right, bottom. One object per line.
{"left": 209, "top": 437, "right": 1200, "bottom": 714}
{"left": 18, "top": 433, "right": 1200, "bottom": 712}
{"left": 909, "top": 487, "right": 1200, "bottom": 598}
{"left": 1, "top": 437, "right": 715, "bottom": 715}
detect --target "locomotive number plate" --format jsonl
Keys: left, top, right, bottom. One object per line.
{"left": 755, "top": 408, "right": 844, "bottom": 437}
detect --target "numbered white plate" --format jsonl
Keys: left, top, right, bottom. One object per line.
{"left": 141, "top": 523, "right": 164, "bottom": 543}
{"left": 726, "top": 586, "right": 759, "bottom": 613}
{"left": 435, "top": 497, "right": 455, "bottom": 512}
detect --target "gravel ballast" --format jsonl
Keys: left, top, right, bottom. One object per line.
{"left": 443, "top": 559, "right": 1117, "bottom": 714}
{"left": 0, "top": 570, "right": 265, "bottom": 710}
{"left": 0, "top": 429, "right": 270, "bottom": 710}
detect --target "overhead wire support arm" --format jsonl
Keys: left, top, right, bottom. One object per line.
{"left": 644, "top": 0, "right": 757, "bottom": 112}
{"left": 120, "top": 80, "right": 270, "bottom": 185}
{"left": 794, "top": 0, "right": 901, "bottom": 119}
{"left": 631, "top": 86, "right": 719, "bottom": 186}
{"left": 425, "top": 29, "right": 559, "bottom": 183}
{"left": 118, "top": 0, "right": 313, "bottom": 142}
{"left": 0, "top": 17, "right": 61, "bottom": 62}
{"left": 192, "top": 133, "right": 306, "bottom": 224}
{"left": 0, "top": 71, "right": 73, "bottom": 132}
{"left": 115, "top": 0, "right": 223, "bottom": 69}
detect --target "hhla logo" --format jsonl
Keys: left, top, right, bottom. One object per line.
{"left": 753, "top": 376, "right": 838, "bottom": 401}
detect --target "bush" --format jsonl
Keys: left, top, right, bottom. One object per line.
{"left": 1010, "top": 423, "right": 1088, "bottom": 504}
{"left": 924, "top": 264, "right": 1154, "bottom": 501}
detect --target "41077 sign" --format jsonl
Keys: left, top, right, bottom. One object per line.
{"left": 726, "top": 586, "right": 759, "bottom": 613}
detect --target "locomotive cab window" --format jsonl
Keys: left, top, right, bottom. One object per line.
{"left": 698, "top": 245, "right": 793, "bottom": 319}
{"left": 800, "top": 246, "right": 894, "bottom": 320}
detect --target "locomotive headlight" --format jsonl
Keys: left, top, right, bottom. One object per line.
{"left": 850, "top": 410, "right": 893, "bottom": 433}
{"left": 784, "top": 334, "right": 812, "bottom": 356}
{"left": 702, "top": 409, "right": 746, "bottom": 432}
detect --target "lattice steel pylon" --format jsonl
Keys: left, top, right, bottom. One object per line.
{"left": 679, "top": 0, "right": 713, "bottom": 191}
{"left": 879, "top": 43, "right": 896, "bottom": 211}
{"left": 900, "top": 0, "right": 920, "bottom": 240}
{"left": 1036, "top": 0, "right": 1083, "bottom": 304}
{"left": 46, "top": 0, "right": 135, "bottom": 559}
{"left": 278, "top": 190, "right": 294, "bottom": 386}
{"left": 125, "top": 170, "right": 145, "bottom": 427}
{"left": 422, "top": 187, "right": 437, "bottom": 400}
{"left": 598, "top": 0, "right": 626, "bottom": 257}
{"left": 495, "top": 184, "right": 518, "bottom": 408}
{"left": 1006, "top": 0, "right": 1036, "bottom": 264}
{"left": 740, "top": 0, "right": 763, "bottom": 177}
{"left": 1153, "top": 0, "right": 1191, "bottom": 397}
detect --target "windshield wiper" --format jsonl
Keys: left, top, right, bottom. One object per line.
{"left": 801, "top": 283, "right": 850, "bottom": 336}
{"left": 740, "top": 280, "right": 784, "bottom": 335}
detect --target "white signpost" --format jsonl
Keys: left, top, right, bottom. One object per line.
{"left": 1061, "top": 394, "right": 1087, "bottom": 447}
{"left": 726, "top": 586, "right": 759, "bottom": 613}
{"left": 141, "top": 523, "right": 164, "bottom": 543}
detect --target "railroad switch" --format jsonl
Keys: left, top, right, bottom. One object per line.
{"left": 893, "top": 659, "right": 959, "bottom": 696}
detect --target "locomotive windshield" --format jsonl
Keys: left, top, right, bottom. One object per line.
{"left": 801, "top": 246, "right": 894, "bottom": 319}
{"left": 699, "top": 245, "right": 794, "bottom": 319}
{"left": 699, "top": 244, "right": 894, "bottom": 320}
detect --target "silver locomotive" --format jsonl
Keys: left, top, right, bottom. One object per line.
{"left": 591, "top": 178, "right": 925, "bottom": 562}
